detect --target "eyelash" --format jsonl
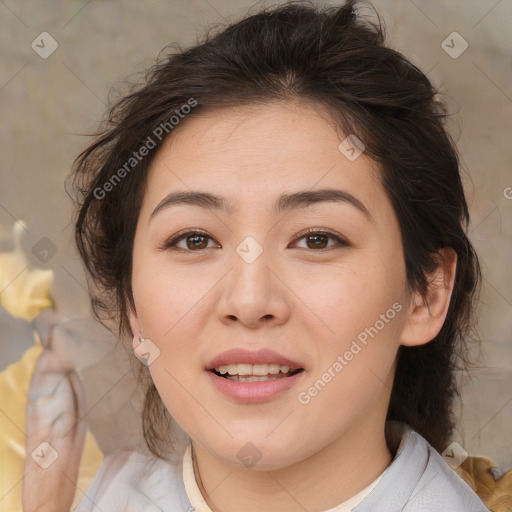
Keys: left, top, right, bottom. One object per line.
{"left": 162, "top": 228, "right": 350, "bottom": 252}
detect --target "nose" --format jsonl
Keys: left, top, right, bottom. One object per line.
{"left": 215, "top": 245, "right": 291, "bottom": 330}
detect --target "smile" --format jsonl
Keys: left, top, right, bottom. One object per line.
{"left": 212, "top": 363, "right": 303, "bottom": 381}
{"left": 207, "top": 365, "right": 305, "bottom": 402}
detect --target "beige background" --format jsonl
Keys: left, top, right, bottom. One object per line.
{"left": 0, "top": 0, "right": 511, "bottom": 477}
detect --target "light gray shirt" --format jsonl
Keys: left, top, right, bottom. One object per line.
{"left": 74, "top": 421, "right": 490, "bottom": 511}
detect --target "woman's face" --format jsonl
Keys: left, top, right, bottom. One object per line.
{"left": 130, "top": 101, "right": 411, "bottom": 469}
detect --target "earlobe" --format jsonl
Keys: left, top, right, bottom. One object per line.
{"left": 399, "top": 248, "right": 458, "bottom": 347}
{"left": 128, "top": 305, "right": 144, "bottom": 351}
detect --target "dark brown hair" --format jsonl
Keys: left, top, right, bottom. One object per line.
{"left": 69, "top": 0, "right": 481, "bottom": 459}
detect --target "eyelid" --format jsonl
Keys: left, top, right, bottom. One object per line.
{"left": 161, "top": 227, "right": 350, "bottom": 251}
{"left": 161, "top": 228, "right": 214, "bottom": 251}
{"left": 293, "top": 227, "right": 350, "bottom": 248}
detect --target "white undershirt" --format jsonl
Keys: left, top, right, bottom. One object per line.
{"left": 182, "top": 442, "right": 386, "bottom": 512}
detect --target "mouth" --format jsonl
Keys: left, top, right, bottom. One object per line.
{"left": 205, "top": 348, "right": 306, "bottom": 401}
{"left": 210, "top": 364, "right": 305, "bottom": 382}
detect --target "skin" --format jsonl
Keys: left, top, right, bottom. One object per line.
{"left": 129, "top": 100, "right": 457, "bottom": 512}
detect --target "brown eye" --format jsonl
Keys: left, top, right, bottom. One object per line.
{"left": 183, "top": 234, "right": 210, "bottom": 250}
{"left": 164, "top": 230, "right": 217, "bottom": 251}
{"left": 293, "top": 229, "right": 350, "bottom": 251}
{"left": 304, "top": 234, "right": 329, "bottom": 249}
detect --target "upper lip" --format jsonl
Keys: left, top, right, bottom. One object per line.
{"left": 206, "top": 348, "right": 304, "bottom": 371}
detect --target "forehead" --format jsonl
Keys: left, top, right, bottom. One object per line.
{"left": 143, "top": 100, "right": 384, "bottom": 215}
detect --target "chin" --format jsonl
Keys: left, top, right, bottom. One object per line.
{"left": 205, "top": 436, "right": 305, "bottom": 471}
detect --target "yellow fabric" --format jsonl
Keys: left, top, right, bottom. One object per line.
{"left": 0, "top": 249, "right": 103, "bottom": 512}
{"left": 0, "top": 253, "right": 54, "bottom": 321}
{"left": 453, "top": 456, "right": 512, "bottom": 512}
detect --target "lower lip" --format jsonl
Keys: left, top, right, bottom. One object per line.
{"left": 206, "top": 370, "right": 305, "bottom": 403}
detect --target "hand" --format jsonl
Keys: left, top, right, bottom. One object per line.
{"left": 23, "top": 315, "right": 87, "bottom": 512}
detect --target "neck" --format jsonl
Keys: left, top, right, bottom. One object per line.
{"left": 191, "top": 416, "right": 393, "bottom": 512}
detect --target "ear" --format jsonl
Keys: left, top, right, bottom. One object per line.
{"left": 128, "top": 303, "right": 142, "bottom": 339}
{"left": 399, "top": 248, "right": 457, "bottom": 347}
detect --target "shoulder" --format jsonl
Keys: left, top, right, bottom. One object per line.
{"left": 73, "top": 441, "right": 192, "bottom": 512}
{"left": 412, "top": 434, "right": 491, "bottom": 511}
{"left": 354, "top": 424, "right": 490, "bottom": 511}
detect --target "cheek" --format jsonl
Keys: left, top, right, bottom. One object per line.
{"left": 296, "top": 267, "right": 404, "bottom": 412}
{"left": 132, "top": 269, "right": 207, "bottom": 424}
{"left": 298, "top": 263, "right": 405, "bottom": 415}
{"left": 132, "top": 260, "right": 213, "bottom": 340}
{"left": 304, "top": 259, "right": 404, "bottom": 349}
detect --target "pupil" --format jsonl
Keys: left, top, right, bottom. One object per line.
{"left": 308, "top": 235, "right": 327, "bottom": 249}
{"left": 188, "top": 235, "right": 206, "bottom": 249}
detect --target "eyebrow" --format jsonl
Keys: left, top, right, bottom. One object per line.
{"left": 149, "top": 188, "right": 373, "bottom": 222}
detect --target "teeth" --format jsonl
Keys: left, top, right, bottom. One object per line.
{"left": 216, "top": 363, "right": 292, "bottom": 376}
{"left": 268, "top": 364, "right": 281, "bottom": 374}
{"left": 226, "top": 375, "right": 286, "bottom": 382}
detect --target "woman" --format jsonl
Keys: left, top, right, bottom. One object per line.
{"left": 25, "top": 1, "right": 492, "bottom": 510}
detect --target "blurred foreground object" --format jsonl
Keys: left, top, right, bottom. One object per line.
{"left": 0, "top": 222, "right": 103, "bottom": 512}
{"left": 22, "top": 310, "right": 145, "bottom": 512}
